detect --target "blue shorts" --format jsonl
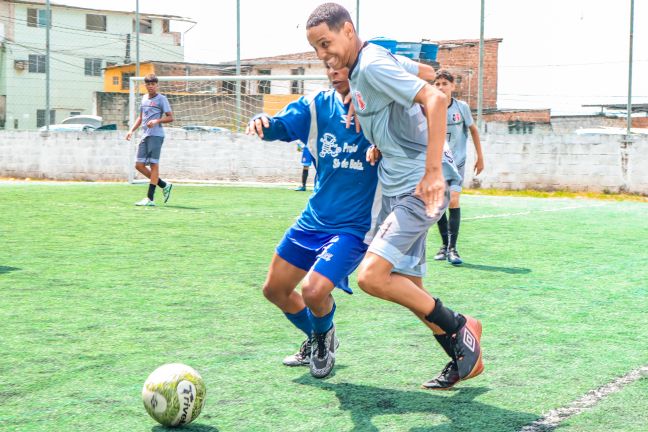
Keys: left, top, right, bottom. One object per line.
{"left": 301, "top": 148, "right": 313, "bottom": 167}
{"left": 276, "top": 225, "right": 368, "bottom": 294}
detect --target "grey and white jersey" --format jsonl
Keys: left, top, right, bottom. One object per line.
{"left": 447, "top": 98, "right": 474, "bottom": 167}
{"left": 349, "top": 42, "right": 462, "bottom": 197}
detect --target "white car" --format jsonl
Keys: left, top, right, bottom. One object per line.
{"left": 40, "top": 115, "right": 103, "bottom": 132}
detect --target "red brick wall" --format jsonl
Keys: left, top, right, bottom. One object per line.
{"left": 483, "top": 110, "right": 551, "bottom": 123}
{"left": 435, "top": 40, "right": 499, "bottom": 111}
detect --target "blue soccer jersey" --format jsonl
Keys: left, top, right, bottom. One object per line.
{"left": 260, "top": 89, "right": 379, "bottom": 242}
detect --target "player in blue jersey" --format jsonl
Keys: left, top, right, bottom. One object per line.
{"left": 432, "top": 69, "right": 484, "bottom": 265}
{"left": 295, "top": 144, "right": 313, "bottom": 191}
{"left": 306, "top": 3, "right": 483, "bottom": 390}
{"left": 246, "top": 63, "right": 379, "bottom": 379}
{"left": 126, "top": 74, "right": 174, "bottom": 206}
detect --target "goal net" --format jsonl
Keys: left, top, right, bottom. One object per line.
{"left": 127, "top": 74, "right": 329, "bottom": 184}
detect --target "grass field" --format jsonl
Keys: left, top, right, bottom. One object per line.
{"left": 1, "top": 183, "right": 647, "bottom": 432}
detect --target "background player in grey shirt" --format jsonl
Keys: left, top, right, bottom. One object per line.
{"left": 306, "top": 2, "right": 483, "bottom": 390}
{"left": 432, "top": 69, "right": 484, "bottom": 265}
{"left": 126, "top": 74, "right": 174, "bottom": 206}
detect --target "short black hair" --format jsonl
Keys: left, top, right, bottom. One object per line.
{"left": 435, "top": 69, "right": 454, "bottom": 83}
{"left": 144, "top": 73, "right": 158, "bottom": 83}
{"left": 306, "top": 3, "right": 354, "bottom": 31}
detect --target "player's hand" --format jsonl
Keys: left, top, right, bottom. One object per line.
{"left": 246, "top": 115, "right": 270, "bottom": 139}
{"left": 146, "top": 119, "right": 158, "bottom": 128}
{"left": 343, "top": 93, "right": 361, "bottom": 133}
{"left": 366, "top": 145, "right": 381, "bottom": 166}
{"left": 415, "top": 170, "right": 446, "bottom": 218}
{"left": 125, "top": 131, "right": 132, "bottom": 141}
{"left": 474, "top": 156, "right": 484, "bottom": 175}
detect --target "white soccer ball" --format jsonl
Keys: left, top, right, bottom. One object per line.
{"left": 142, "top": 363, "right": 207, "bottom": 427}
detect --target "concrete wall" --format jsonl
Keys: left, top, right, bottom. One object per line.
{"left": 462, "top": 133, "right": 648, "bottom": 194}
{"left": 0, "top": 130, "right": 303, "bottom": 182}
{"left": 0, "top": 130, "right": 647, "bottom": 194}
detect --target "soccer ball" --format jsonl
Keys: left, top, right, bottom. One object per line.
{"left": 142, "top": 363, "right": 207, "bottom": 427}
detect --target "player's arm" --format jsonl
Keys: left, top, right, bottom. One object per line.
{"left": 246, "top": 96, "right": 313, "bottom": 143}
{"left": 468, "top": 123, "right": 484, "bottom": 175}
{"left": 147, "top": 111, "right": 174, "bottom": 128}
{"left": 413, "top": 84, "right": 448, "bottom": 217}
{"left": 416, "top": 62, "right": 436, "bottom": 81}
{"left": 126, "top": 113, "right": 142, "bottom": 140}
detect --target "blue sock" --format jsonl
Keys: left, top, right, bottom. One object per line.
{"left": 284, "top": 308, "right": 313, "bottom": 339}
{"left": 308, "top": 303, "right": 336, "bottom": 334}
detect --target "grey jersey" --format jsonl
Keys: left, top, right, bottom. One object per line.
{"left": 447, "top": 98, "right": 474, "bottom": 167}
{"left": 349, "top": 43, "right": 462, "bottom": 197}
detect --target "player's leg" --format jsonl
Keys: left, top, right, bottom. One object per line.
{"left": 447, "top": 190, "right": 462, "bottom": 265}
{"left": 300, "top": 234, "right": 365, "bottom": 378}
{"left": 357, "top": 193, "right": 483, "bottom": 384}
{"left": 434, "top": 212, "right": 449, "bottom": 261}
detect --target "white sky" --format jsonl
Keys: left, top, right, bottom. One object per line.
{"left": 59, "top": 0, "right": 647, "bottom": 115}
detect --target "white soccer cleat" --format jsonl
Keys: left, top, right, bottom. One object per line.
{"left": 135, "top": 197, "right": 156, "bottom": 206}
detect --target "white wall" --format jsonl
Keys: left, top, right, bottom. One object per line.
{"left": 0, "top": 130, "right": 647, "bottom": 194}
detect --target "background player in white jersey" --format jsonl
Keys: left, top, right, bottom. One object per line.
{"left": 246, "top": 63, "right": 379, "bottom": 379}
{"left": 125, "top": 74, "right": 174, "bottom": 206}
{"left": 432, "top": 69, "right": 484, "bottom": 265}
{"left": 306, "top": 2, "right": 483, "bottom": 390}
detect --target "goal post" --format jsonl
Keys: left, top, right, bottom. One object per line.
{"left": 127, "top": 74, "right": 329, "bottom": 184}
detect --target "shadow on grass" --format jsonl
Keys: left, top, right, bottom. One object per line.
{"left": 460, "top": 262, "right": 531, "bottom": 274}
{"left": 152, "top": 423, "right": 218, "bottom": 432}
{"left": 0, "top": 266, "right": 20, "bottom": 275}
{"left": 162, "top": 205, "right": 203, "bottom": 211}
{"left": 294, "top": 375, "right": 537, "bottom": 432}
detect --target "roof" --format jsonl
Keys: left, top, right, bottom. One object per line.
{"left": 582, "top": 103, "right": 648, "bottom": 114}
{"left": 7, "top": 0, "right": 194, "bottom": 22}
{"left": 217, "top": 51, "right": 323, "bottom": 67}
{"left": 424, "top": 38, "right": 504, "bottom": 49}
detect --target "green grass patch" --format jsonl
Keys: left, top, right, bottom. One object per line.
{"left": 0, "top": 184, "right": 647, "bottom": 431}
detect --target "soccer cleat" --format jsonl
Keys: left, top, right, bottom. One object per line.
{"left": 447, "top": 248, "right": 463, "bottom": 265}
{"left": 162, "top": 183, "right": 173, "bottom": 203}
{"left": 421, "top": 361, "right": 460, "bottom": 390}
{"left": 434, "top": 246, "right": 448, "bottom": 261}
{"left": 135, "top": 197, "right": 155, "bottom": 206}
{"left": 310, "top": 325, "right": 337, "bottom": 378}
{"left": 294, "top": 185, "right": 306, "bottom": 191}
{"left": 282, "top": 338, "right": 312, "bottom": 367}
{"left": 451, "top": 315, "right": 483, "bottom": 381}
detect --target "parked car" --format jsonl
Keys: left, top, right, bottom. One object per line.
{"left": 182, "top": 125, "right": 229, "bottom": 133}
{"left": 39, "top": 115, "right": 115, "bottom": 132}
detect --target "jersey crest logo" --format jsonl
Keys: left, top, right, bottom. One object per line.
{"left": 319, "top": 133, "right": 342, "bottom": 158}
{"left": 452, "top": 113, "right": 461, "bottom": 122}
{"left": 354, "top": 91, "right": 366, "bottom": 111}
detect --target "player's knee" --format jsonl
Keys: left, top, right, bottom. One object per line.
{"left": 301, "top": 281, "right": 326, "bottom": 306}
{"left": 135, "top": 162, "right": 145, "bottom": 170}
{"left": 357, "top": 266, "right": 385, "bottom": 297}
{"left": 262, "top": 282, "right": 282, "bottom": 304}
{"left": 449, "top": 191, "right": 461, "bottom": 208}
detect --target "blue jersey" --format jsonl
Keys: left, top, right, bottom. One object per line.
{"left": 260, "top": 89, "right": 379, "bottom": 242}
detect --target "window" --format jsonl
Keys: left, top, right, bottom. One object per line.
{"left": 70, "top": 111, "right": 81, "bottom": 116}
{"left": 86, "top": 14, "right": 106, "bottom": 31}
{"left": 134, "top": 18, "right": 152, "bottom": 34}
{"left": 112, "top": 76, "right": 119, "bottom": 86}
{"left": 258, "top": 69, "right": 271, "bottom": 94}
{"left": 28, "top": 54, "right": 46, "bottom": 73}
{"left": 222, "top": 80, "right": 235, "bottom": 94}
{"left": 121, "top": 72, "right": 134, "bottom": 90}
{"left": 27, "top": 8, "right": 49, "bottom": 28}
{"left": 290, "top": 68, "right": 304, "bottom": 94}
{"left": 162, "top": 19, "right": 170, "bottom": 33}
{"left": 84, "top": 58, "right": 102, "bottom": 76}
{"left": 36, "top": 109, "right": 56, "bottom": 128}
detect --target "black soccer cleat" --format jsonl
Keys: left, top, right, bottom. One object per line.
{"left": 433, "top": 246, "right": 448, "bottom": 261}
{"left": 451, "top": 315, "right": 483, "bottom": 380}
{"left": 447, "top": 248, "right": 463, "bottom": 265}
{"left": 310, "top": 325, "right": 337, "bottom": 378}
{"left": 421, "top": 361, "right": 460, "bottom": 390}
{"left": 282, "top": 338, "right": 312, "bottom": 367}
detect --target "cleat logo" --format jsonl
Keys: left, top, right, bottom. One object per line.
{"left": 463, "top": 331, "right": 476, "bottom": 353}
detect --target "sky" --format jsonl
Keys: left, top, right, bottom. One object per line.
{"left": 57, "top": 0, "right": 647, "bottom": 115}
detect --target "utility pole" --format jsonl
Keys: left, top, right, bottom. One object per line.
{"left": 235, "top": 0, "right": 241, "bottom": 131}
{"left": 136, "top": 0, "right": 140, "bottom": 81}
{"left": 356, "top": 0, "right": 360, "bottom": 33}
{"left": 626, "top": 0, "right": 634, "bottom": 135}
{"left": 45, "top": 0, "right": 51, "bottom": 132}
{"left": 477, "top": 0, "right": 485, "bottom": 132}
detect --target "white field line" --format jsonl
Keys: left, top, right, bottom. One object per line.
{"left": 520, "top": 365, "right": 648, "bottom": 432}
{"left": 462, "top": 203, "right": 607, "bottom": 221}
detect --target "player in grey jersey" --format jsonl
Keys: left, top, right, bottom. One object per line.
{"left": 306, "top": 2, "right": 484, "bottom": 390}
{"left": 432, "top": 69, "right": 484, "bottom": 265}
